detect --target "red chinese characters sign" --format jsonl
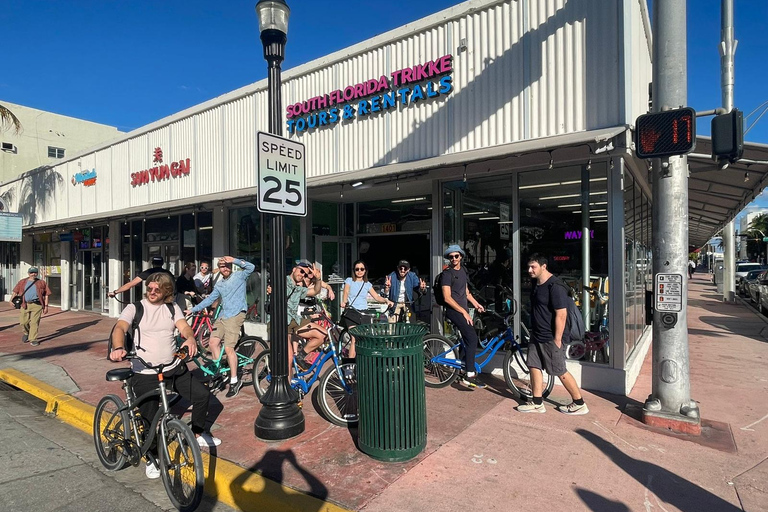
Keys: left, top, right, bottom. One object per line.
{"left": 131, "top": 147, "right": 191, "bottom": 187}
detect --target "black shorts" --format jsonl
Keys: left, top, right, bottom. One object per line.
{"left": 526, "top": 341, "right": 567, "bottom": 377}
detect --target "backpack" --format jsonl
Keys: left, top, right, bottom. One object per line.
{"left": 108, "top": 301, "right": 176, "bottom": 358}
{"left": 433, "top": 271, "right": 447, "bottom": 306}
{"left": 548, "top": 278, "right": 586, "bottom": 343}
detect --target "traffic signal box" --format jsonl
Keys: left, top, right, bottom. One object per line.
{"left": 635, "top": 107, "right": 696, "bottom": 159}
{"left": 711, "top": 109, "right": 744, "bottom": 164}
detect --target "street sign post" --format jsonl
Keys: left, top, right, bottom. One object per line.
{"left": 257, "top": 131, "right": 306, "bottom": 216}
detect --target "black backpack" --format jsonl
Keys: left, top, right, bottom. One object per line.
{"left": 547, "top": 278, "right": 586, "bottom": 343}
{"left": 433, "top": 271, "right": 446, "bottom": 306}
{"left": 108, "top": 301, "right": 176, "bottom": 358}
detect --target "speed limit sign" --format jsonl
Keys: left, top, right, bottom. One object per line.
{"left": 257, "top": 132, "right": 306, "bottom": 216}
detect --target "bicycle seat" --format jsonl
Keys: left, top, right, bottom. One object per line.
{"left": 106, "top": 368, "right": 134, "bottom": 382}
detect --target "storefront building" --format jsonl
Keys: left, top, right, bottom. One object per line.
{"left": 0, "top": 0, "right": 654, "bottom": 394}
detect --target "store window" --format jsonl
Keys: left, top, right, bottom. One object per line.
{"left": 33, "top": 232, "right": 63, "bottom": 305}
{"left": 623, "top": 172, "right": 651, "bottom": 361}
{"left": 229, "top": 207, "right": 300, "bottom": 323}
{"left": 47, "top": 146, "right": 65, "bottom": 159}
{"left": 518, "top": 163, "right": 610, "bottom": 364}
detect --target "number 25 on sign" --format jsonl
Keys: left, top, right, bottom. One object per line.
{"left": 257, "top": 132, "right": 307, "bottom": 216}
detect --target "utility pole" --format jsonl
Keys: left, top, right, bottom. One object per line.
{"left": 720, "top": 0, "right": 737, "bottom": 299}
{"left": 643, "top": 0, "right": 701, "bottom": 434}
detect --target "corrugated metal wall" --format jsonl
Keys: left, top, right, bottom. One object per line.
{"left": 2, "top": 0, "right": 644, "bottom": 227}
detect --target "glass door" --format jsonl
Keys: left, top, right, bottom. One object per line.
{"left": 314, "top": 236, "right": 354, "bottom": 320}
{"left": 145, "top": 243, "right": 181, "bottom": 277}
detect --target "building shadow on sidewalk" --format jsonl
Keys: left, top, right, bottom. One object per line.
{"left": 575, "top": 429, "right": 741, "bottom": 511}
{"left": 33, "top": 319, "right": 103, "bottom": 343}
{"left": 227, "top": 449, "right": 329, "bottom": 512}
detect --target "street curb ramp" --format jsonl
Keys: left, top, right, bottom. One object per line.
{"left": 0, "top": 368, "right": 350, "bottom": 512}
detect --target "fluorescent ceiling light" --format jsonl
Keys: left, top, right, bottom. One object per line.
{"left": 463, "top": 211, "right": 489, "bottom": 216}
{"left": 591, "top": 215, "right": 608, "bottom": 219}
{"left": 519, "top": 177, "right": 608, "bottom": 190}
{"left": 391, "top": 197, "right": 427, "bottom": 204}
{"left": 594, "top": 219, "right": 608, "bottom": 223}
{"left": 351, "top": 181, "right": 364, "bottom": 188}
{"left": 539, "top": 191, "right": 606, "bottom": 200}
{"left": 478, "top": 216, "right": 500, "bottom": 220}
{"left": 557, "top": 201, "right": 608, "bottom": 208}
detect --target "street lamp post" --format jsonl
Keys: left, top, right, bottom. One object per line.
{"left": 254, "top": 0, "right": 305, "bottom": 440}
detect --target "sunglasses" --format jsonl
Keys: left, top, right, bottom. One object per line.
{"left": 147, "top": 286, "right": 162, "bottom": 294}
{"left": 297, "top": 268, "right": 310, "bottom": 276}
{"left": 447, "top": 254, "right": 462, "bottom": 260}
{"left": 398, "top": 266, "right": 409, "bottom": 271}
{"left": 354, "top": 267, "right": 366, "bottom": 272}
{"left": 200, "top": 266, "right": 209, "bottom": 270}
{"left": 218, "top": 265, "right": 229, "bottom": 269}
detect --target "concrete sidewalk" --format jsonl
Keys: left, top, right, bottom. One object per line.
{"left": 1, "top": 273, "right": 766, "bottom": 511}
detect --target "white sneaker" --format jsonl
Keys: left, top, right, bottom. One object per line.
{"left": 145, "top": 461, "right": 161, "bottom": 479}
{"left": 196, "top": 432, "right": 222, "bottom": 448}
{"left": 517, "top": 401, "right": 546, "bottom": 413}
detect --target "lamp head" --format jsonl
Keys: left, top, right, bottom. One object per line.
{"left": 256, "top": 0, "right": 290, "bottom": 39}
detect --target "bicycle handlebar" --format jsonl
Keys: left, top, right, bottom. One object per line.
{"left": 127, "top": 347, "right": 189, "bottom": 374}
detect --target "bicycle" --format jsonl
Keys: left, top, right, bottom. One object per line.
{"left": 423, "top": 304, "right": 554, "bottom": 399}
{"left": 183, "top": 312, "right": 268, "bottom": 393}
{"left": 251, "top": 302, "right": 358, "bottom": 427}
{"left": 93, "top": 349, "right": 204, "bottom": 512}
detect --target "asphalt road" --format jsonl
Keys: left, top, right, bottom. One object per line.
{"left": 0, "top": 381, "right": 236, "bottom": 512}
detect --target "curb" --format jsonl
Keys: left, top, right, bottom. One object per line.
{"left": 0, "top": 368, "right": 351, "bottom": 512}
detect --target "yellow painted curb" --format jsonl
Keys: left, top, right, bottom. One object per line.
{"left": 0, "top": 368, "right": 352, "bottom": 512}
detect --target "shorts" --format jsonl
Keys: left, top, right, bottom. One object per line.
{"left": 526, "top": 341, "right": 567, "bottom": 377}
{"left": 287, "top": 318, "right": 312, "bottom": 342}
{"left": 211, "top": 312, "right": 246, "bottom": 347}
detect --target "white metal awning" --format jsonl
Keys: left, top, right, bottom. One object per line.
{"left": 687, "top": 137, "right": 768, "bottom": 248}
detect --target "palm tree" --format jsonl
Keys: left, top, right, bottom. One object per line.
{"left": 0, "top": 104, "right": 22, "bottom": 134}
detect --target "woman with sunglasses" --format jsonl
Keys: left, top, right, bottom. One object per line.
{"left": 341, "top": 260, "right": 393, "bottom": 357}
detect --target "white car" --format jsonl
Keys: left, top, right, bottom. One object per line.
{"left": 736, "top": 263, "right": 767, "bottom": 287}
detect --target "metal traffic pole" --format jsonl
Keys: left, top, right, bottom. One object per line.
{"left": 254, "top": 0, "right": 305, "bottom": 441}
{"left": 642, "top": 0, "right": 701, "bottom": 434}
{"left": 720, "top": 0, "right": 738, "bottom": 300}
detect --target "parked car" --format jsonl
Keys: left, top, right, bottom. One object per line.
{"left": 744, "top": 269, "right": 766, "bottom": 301}
{"left": 736, "top": 263, "right": 767, "bottom": 288}
{"left": 758, "top": 274, "right": 768, "bottom": 315}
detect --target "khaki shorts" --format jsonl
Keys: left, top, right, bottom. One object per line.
{"left": 211, "top": 312, "right": 246, "bottom": 347}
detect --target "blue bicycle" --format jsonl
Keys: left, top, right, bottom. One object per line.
{"left": 423, "top": 305, "right": 554, "bottom": 399}
{"left": 251, "top": 303, "right": 358, "bottom": 427}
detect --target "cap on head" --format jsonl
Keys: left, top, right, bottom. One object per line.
{"left": 28, "top": 267, "right": 39, "bottom": 274}
{"left": 443, "top": 244, "right": 466, "bottom": 259}
{"left": 151, "top": 256, "right": 164, "bottom": 266}
{"left": 295, "top": 259, "right": 312, "bottom": 269}
{"left": 397, "top": 260, "right": 410, "bottom": 269}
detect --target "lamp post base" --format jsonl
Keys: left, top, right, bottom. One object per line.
{"left": 255, "top": 377, "right": 305, "bottom": 441}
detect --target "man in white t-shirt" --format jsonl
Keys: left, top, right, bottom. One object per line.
{"left": 109, "top": 272, "right": 221, "bottom": 479}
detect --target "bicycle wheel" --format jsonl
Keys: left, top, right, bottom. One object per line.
{"left": 566, "top": 341, "right": 586, "bottom": 361}
{"left": 196, "top": 321, "right": 212, "bottom": 351}
{"left": 159, "top": 418, "right": 204, "bottom": 512}
{"left": 251, "top": 349, "right": 271, "bottom": 398}
{"left": 423, "top": 334, "right": 460, "bottom": 388}
{"left": 503, "top": 347, "right": 554, "bottom": 399}
{"left": 317, "top": 362, "right": 358, "bottom": 426}
{"left": 93, "top": 395, "right": 130, "bottom": 471}
{"left": 235, "top": 336, "right": 268, "bottom": 386}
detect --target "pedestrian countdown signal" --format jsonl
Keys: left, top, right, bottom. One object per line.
{"left": 635, "top": 107, "right": 696, "bottom": 159}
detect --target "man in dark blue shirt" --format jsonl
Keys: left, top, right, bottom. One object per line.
{"left": 519, "top": 254, "right": 588, "bottom": 415}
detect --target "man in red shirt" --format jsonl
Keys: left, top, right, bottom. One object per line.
{"left": 11, "top": 267, "right": 52, "bottom": 346}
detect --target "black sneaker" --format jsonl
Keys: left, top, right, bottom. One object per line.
{"left": 294, "top": 351, "right": 311, "bottom": 372}
{"left": 460, "top": 373, "right": 487, "bottom": 389}
{"left": 22, "top": 334, "right": 28, "bottom": 343}
{"left": 31, "top": 341, "right": 40, "bottom": 347}
{"left": 225, "top": 380, "right": 243, "bottom": 398}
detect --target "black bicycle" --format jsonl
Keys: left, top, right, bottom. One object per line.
{"left": 93, "top": 349, "right": 204, "bottom": 512}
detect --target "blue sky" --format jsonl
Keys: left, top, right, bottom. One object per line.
{"left": 2, "top": 1, "right": 766, "bottom": 215}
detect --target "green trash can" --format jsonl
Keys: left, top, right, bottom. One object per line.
{"left": 351, "top": 322, "right": 429, "bottom": 462}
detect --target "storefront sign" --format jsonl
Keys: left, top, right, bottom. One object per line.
{"left": 564, "top": 230, "right": 594, "bottom": 240}
{"left": 59, "top": 232, "right": 73, "bottom": 241}
{"left": 382, "top": 223, "right": 397, "bottom": 233}
{"left": 286, "top": 54, "right": 454, "bottom": 135}
{"left": 72, "top": 169, "right": 97, "bottom": 186}
{"left": 130, "top": 147, "right": 191, "bottom": 187}
{"left": 0, "top": 211, "right": 22, "bottom": 242}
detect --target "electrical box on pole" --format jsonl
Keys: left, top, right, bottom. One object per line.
{"left": 635, "top": 107, "right": 697, "bottom": 159}
{"left": 711, "top": 108, "right": 744, "bottom": 164}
